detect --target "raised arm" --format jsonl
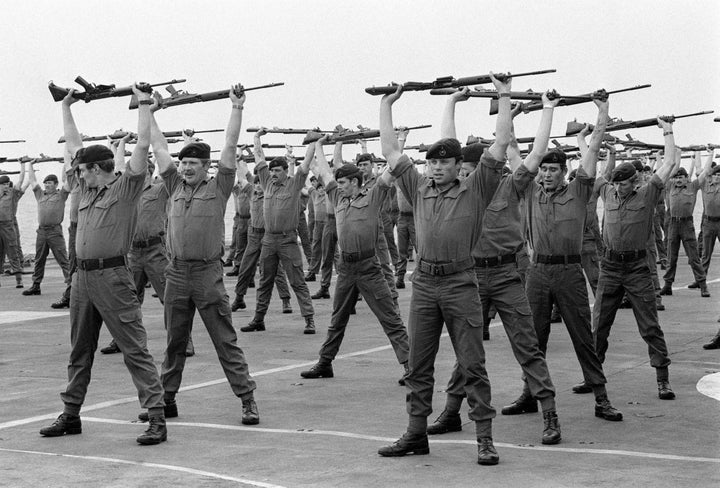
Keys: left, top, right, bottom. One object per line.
{"left": 379, "top": 85, "right": 404, "bottom": 171}
{"left": 24, "top": 160, "right": 37, "bottom": 191}
{"left": 692, "top": 150, "right": 703, "bottom": 179}
{"left": 602, "top": 143, "right": 617, "bottom": 181}
{"left": 126, "top": 83, "right": 152, "bottom": 175}
{"left": 149, "top": 94, "right": 174, "bottom": 175}
{"left": 579, "top": 95, "right": 609, "bottom": 178}
{"left": 253, "top": 128, "right": 267, "bottom": 164}
{"left": 486, "top": 73, "right": 513, "bottom": 161}
{"left": 440, "top": 87, "right": 470, "bottom": 139}
{"left": 298, "top": 136, "right": 316, "bottom": 174}
{"left": 314, "top": 136, "right": 334, "bottom": 185}
{"left": 332, "top": 140, "right": 344, "bottom": 168}
{"left": 655, "top": 119, "right": 677, "bottom": 183}
{"left": 219, "top": 84, "right": 245, "bottom": 171}
{"left": 61, "top": 91, "right": 83, "bottom": 159}
{"left": 506, "top": 104, "right": 525, "bottom": 171}
{"left": 113, "top": 133, "right": 131, "bottom": 173}
{"left": 524, "top": 91, "right": 560, "bottom": 173}
{"left": 396, "top": 127, "right": 409, "bottom": 153}
{"left": 698, "top": 147, "right": 713, "bottom": 185}
{"left": 286, "top": 144, "right": 296, "bottom": 177}
{"left": 576, "top": 124, "right": 591, "bottom": 157}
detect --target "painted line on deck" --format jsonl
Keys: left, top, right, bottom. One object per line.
{"left": 81, "top": 417, "right": 720, "bottom": 464}
{"left": 0, "top": 447, "right": 287, "bottom": 488}
{"left": 697, "top": 372, "right": 720, "bottom": 401}
{"left": 672, "top": 277, "right": 720, "bottom": 291}
{"left": 0, "top": 310, "right": 68, "bottom": 325}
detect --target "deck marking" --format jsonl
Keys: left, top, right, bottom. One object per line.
{"left": 697, "top": 372, "right": 720, "bottom": 401}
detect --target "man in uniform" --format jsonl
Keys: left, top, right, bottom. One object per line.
{"left": 698, "top": 150, "right": 720, "bottom": 275}
{"left": 225, "top": 166, "right": 253, "bottom": 277}
{"left": 300, "top": 138, "right": 409, "bottom": 382}
{"left": 21, "top": 162, "right": 71, "bottom": 299}
{"left": 0, "top": 165, "right": 26, "bottom": 289}
{"left": 592, "top": 119, "right": 677, "bottom": 400}
{"left": 39, "top": 84, "right": 167, "bottom": 445}
{"left": 426, "top": 84, "right": 562, "bottom": 445}
{"left": 305, "top": 176, "right": 327, "bottom": 282}
{"left": 376, "top": 84, "right": 503, "bottom": 465}
{"left": 520, "top": 94, "right": 624, "bottom": 423}
{"left": 660, "top": 162, "right": 709, "bottom": 297}
{"left": 147, "top": 85, "right": 259, "bottom": 426}
{"left": 242, "top": 129, "right": 316, "bottom": 334}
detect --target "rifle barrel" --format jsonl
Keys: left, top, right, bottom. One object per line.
{"left": 0, "top": 140, "right": 25, "bottom": 144}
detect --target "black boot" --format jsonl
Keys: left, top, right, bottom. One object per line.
{"left": 100, "top": 340, "right": 121, "bottom": 354}
{"left": 231, "top": 294, "right": 246, "bottom": 311}
{"left": 242, "top": 398, "right": 260, "bottom": 425}
{"left": 311, "top": 286, "right": 330, "bottom": 299}
{"left": 476, "top": 437, "right": 499, "bottom": 465}
{"left": 240, "top": 315, "right": 265, "bottom": 332}
{"left": 378, "top": 432, "right": 429, "bottom": 457}
{"left": 500, "top": 394, "right": 538, "bottom": 415}
{"left": 303, "top": 316, "right": 316, "bottom": 334}
{"left": 136, "top": 416, "right": 167, "bottom": 445}
{"left": 300, "top": 361, "right": 334, "bottom": 378}
{"left": 22, "top": 283, "right": 41, "bottom": 296}
{"left": 594, "top": 394, "right": 623, "bottom": 421}
{"left": 541, "top": 411, "right": 561, "bottom": 445}
{"left": 426, "top": 409, "right": 462, "bottom": 435}
{"left": 40, "top": 413, "right": 82, "bottom": 437}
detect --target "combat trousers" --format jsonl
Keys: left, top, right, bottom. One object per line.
{"left": 297, "top": 213, "right": 312, "bottom": 264}
{"left": 68, "top": 222, "right": 77, "bottom": 275}
{"left": 13, "top": 218, "right": 24, "bottom": 265}
{"left": 31, "top": 224, "right": 71, "bottom": 288}
{"left": 526, "top": 262, "right": 607, "bottom": 387}
{"left": 663, "top": 218, "right": 706, "bottom": 284}
{"left": 444, "top": 264, "right": 555, "bottom": 402}
{"left": 581, "top": 249, "right": 599, "bottom": 297}
{"left": 319, "top": 217, "right": 338, "bottom": 289}
{"left": 319, "top": 256, "right": 409, "bottom": 364}
{"left": 231, "top": 216, "right": 250, "bottom": 266}
{"left": 406, "top": 268, "right": 495, "bottom": 422}
{"left": 62, "top": 265, "right": 164, "bottom": 409}
{"left": 0, "top": 221, "right": 22, "bottom": 274}
{"left": 128, "top": 242, "right": 168, "bottom": 305}
{"left": 592, "top": 258, "right": 671, "bottom": 371}
{"left": 701, "top": 217, "right": 720, "bottom": 273}
{"left": 256, "top": 231, "right": 314, "bottom": 317}
{"left": 377, "top": 231, "right": 398, "bottom": 302}
{"left": 395, "top": 213, "right": 415, "bottom": 279}
{"left": 234, "top": 229, "right": 290, "bottom": 299}
{"left": 308, "top": 220, "right": 326, "bottom": 275}
{"left": 654, "top": 208, "right": 668, "bottom": 264}
{"left": 162, "top": 259, "right": 256, "bottom": 398}
{"left": 382, "top": 211, "right": 399, "bottom": 266}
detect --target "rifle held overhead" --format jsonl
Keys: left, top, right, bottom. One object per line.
{"left": 49, "top": 77, "right": 186, "bottom": 103}
{"left": 129, "top": 82, "right": 284, "bottom": 109}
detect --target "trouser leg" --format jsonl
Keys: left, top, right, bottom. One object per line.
{"left": 278, "top": 236, "right": 314, "bottom": 317}
{"left": 662, "top": 221, "right": 681, "bottom": 284}
{"left": 31, "top": 230, "right": 50, "bottom": 285}
{"left": 235, "top": 231, "right": 261, "bottom": 297}
{"left": 162, "top": 262, "right": 196, "bottom": 397}
{"left": 318, "top": 265, "right": 358, "bottom": 362}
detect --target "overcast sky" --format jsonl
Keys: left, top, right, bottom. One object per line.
{"left": 1, "top": 0, "right": 719, "bottom": 174}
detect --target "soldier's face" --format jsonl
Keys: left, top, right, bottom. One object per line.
{"left": 0, "top": 182, "right": 9, "bottom": 194}
{"left": 613, "top": 179, "right": 635, "bottom": 197}
{"left": 459, "top": 162, "right": 476, "bottom": 180}
{"left": 357, "top": 160, "right": 373, "bottom": 178}
{"left": 427, "top": 157, "right": 461, "bottom": 186}
{"left": 179, "top": 157, "right": 208, "bottom": 187}
{"left": 78, "top": 164, "right": 100, "bottom": 188}
{"left": 337, "top": 177, "right": 359, "bottom": 198}
{"left": 711, "top": 173, "right": 720, "bottom": 184}
{"left": 674, "top": 175, "right": 687, "bottom": 187}
{"left": 43, "top": 180, "right": 58, "bottom": 192}
{"left": 270, "top": 166, "right": 288, "bottom": 183}
{"left": 539, "top": 163, "right": 566, "bottom": 191}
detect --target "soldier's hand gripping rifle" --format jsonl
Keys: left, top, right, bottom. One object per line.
{"left": 566, "top": 110, "right": 715, "bottom": 136}
{"left": 129, "top": 82, "right": 284, "bottom": 109}
{"left": 365, "top": 69, "right": 556, "bottom": 96}
{"left": 49, "top": 77, "right": 186, "bottom": 103}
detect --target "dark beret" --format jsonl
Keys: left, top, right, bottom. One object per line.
{"left": 426, "top": 138, "right": 462, "bottom": 160}
{"left": 540, "top": 150, "right": 567, "bottom": 167}
{"left": 0, "top": 175, "right": 9, "bottom": 184}
{"left": 711, "top": 166, "right": 720, "bottom": 175}
{"left": 74, "top": 144, "right": 114, "bottom": 166}
{"left": 631, "top": 160, "right": 644, "bottom": 172}
{"left": 334, "top": 163, "right": 363, "bottom": 182}
{"left": 356, "top": 153, "right": 373, "bottom": 163}
{"left": 675, "top": 167, "right": 688, "bottom": 177}
{"left": 178, "top": 142, "right": 211, "bottom": 160}
{"left": 461, "top": 143, "right": 486, "bottom": 164}
{"left": 643, "top": 165, "right": 653, "bottom": 172}
{"left": 268, "top": 156, "right": 288, "bottom": 170}
{"left": 43, "top": 174, "right": 59, "bottom": 183}
{"left": 610, "top": 162, "right": 637, "bottom": 183}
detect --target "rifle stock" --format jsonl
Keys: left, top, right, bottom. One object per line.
{"left": 129, "top": 82, "right": 284, "bottom": 109}
{"left": 49, "top": 78, "right": 185, "bottom": 103}
{"left": 566, "top": 110, "right": 714, "bottom": 136}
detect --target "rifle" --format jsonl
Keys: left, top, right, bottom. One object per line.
{"left": 365, "top": 69, "right": 556, "bottom": 96}
{"left": 715, "top": 117, "right": 720, "bottom": 122}
{"left": 169, "top": 149, "right": 221, "bottom": 158}
{"left": 466, "top": 134, "right": 570, "bottom": 146}
{"left": 0, "top": 139, "right": 25, "bottom": 144}
{"left": 246, "top": 127, "right": 336, "bottom": 134}
{"left": 404, "top": 144, "right": 429, "bottom": 152}
{"left": 487, "top": 84, "right": 651, "bottom": 115}
{"left": 330, "top": 124, "right": 432, "bottom": 143}
{"left": 0, "top": 169, "right": 20, "bottom": 174}
{"left": 49, "top": 77, "right": 185, "bottom": 103}
{"left": 129, "top": 82, "right": 284, "bottom": 109}
{"left": 239, "top": 144, "right": 304, "bottom": 149}
{"left": 566, "top": 110, "right": 715, "bottom": 136}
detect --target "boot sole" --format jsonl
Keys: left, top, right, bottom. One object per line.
{"left": 541, "top": 435, "right": 562, "bottom": 445}
{"left": 594, "top": 411, "right": 623, "bottom": 421}
{"left": 378, "top": 447, "right": 429, "bottom": 457}
{"left": 477, "top": 457, "right": 499, "bottom": 465}
{"left": 303, "top": 329, "right": 316, "bottom": 335}
{"left": 40, "top": 427, "right": 82, "bottom": 437}
{"left": 137, "top": 433, "right": 167, "bottom": 445}
{"left": 241, "top": 417, "right": 260, "bottom": 425}
{"left": 300, "top": 372, "right": 333, "bottom": 378}
{"left": 500, "top": 404, "right": 538, "bottom": 415}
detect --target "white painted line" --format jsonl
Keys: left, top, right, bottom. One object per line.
{"left": 0, "top": 310, "right": 68, "bottom": 325}
{"left": 672, "top": 277, "right": 720, "bottom": 292}
{"left": 697, "top": 372, "right": 720, "bottom": 401}
{"left": 0, "top": 447, "right": 287, "bottom": 488}
{"left": 82, "top": 417, "right": 720, "bottom": 464}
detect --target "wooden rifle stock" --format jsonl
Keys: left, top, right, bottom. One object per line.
{"left": 566, "top": 110, "right": 714, "bottom": 136}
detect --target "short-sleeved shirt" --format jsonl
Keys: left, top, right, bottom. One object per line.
{"left": 310, "top": 188, "right": 328, "bottom": 223}
{"left": 666, "top": 179, "right": 700, "bottom": 218}
{"left": 526, "top": 166, "right": 594, "bottom": 256}
{"left": 250, "top": 189, "right": 265, "bottom": 229}
{"left": 233, "top": 182, "right": 252, "bottom": 217}
{"left": 392, "top": 151, "right": 504, "bottom": 262}
{"left": 76, "top": 169, "right": 145, "bottom": 260}
{"left": 475, "top": 164, "right": 535, "bottom": 257}
{"left": 163, "top": 164, "right": 235, "bottom": 261}
{"left": 133, "top": 182, "right": 169, "bottom": 240}
{"left": 34, "top": 186, "right": 70, "bottom": 226}
{"left": 701, "top": 180, "right": 720, "bottom": 217}
{"left": 0, "top": 187, "right": 24, "bottom": 221}
{"left": 256, "top": 161, "right": 309, "bottom": 232}
{"left": 326, "top": 179, "right": 387, "bottom": 254}
{"left": 598, "top": 174, "right": 663, "bottom": 251}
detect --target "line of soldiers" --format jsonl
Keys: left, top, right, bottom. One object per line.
{"left": 17, "top": 74, "right": 717, "bottom": 463}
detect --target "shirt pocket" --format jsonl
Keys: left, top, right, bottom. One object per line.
{"left": 93, "top": 194, "right": 120, "bottom": 228}
{"left": 272, "top": 191, "right": 293, "bottom": 210}
{"left": 484, "top": 199, "right": 509, "bottom": 229}
{"left": 191, "top": 191, "right": 217, "bottom": 217}
{"left": 553, "top": 193, "right": 577, "bottom": 222}
{"left": 624, "top": 200, "right": 647, "bottom": 224}
{"left": 604, "top": 199, "right": 621, "bottom": 224}
{"left": 347, "top": 199, "right": 370, "bottom": 223}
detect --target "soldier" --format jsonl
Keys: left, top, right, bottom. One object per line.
{"left": 591, "top": 119, "right": 678, "bottom": 401}
{"left": 698, "top": 150, "right": 720, "bottom": 275}
{"left": 39, "top": 85, "right": 167, "bottom": 445}
{"left": 147, "top": 85, "right": 259, "bottom": 426}
{"left": 225, "top": 157, "right": 252, "bottom": 278}
{"left": 426, "top": 82, "right": 562, "bottom": 445}
{"left": 520, "top": 94, "right": 624, "bottom": 423}
{"left": 300, "top": 138, "right": 409, "bottom": 382}
{"left": 376, "top": 84, "right": 504, "bottom": 466}
{"left": 305, "top": 176, "right": 326, "bottom": 282}
{"left": 242, "top": 129, "right": 317, "bottom": 334}
{"left": 660, "top": 153, "right": 709, "bottom": 297}
{"left": 0, "top": 164, "right": 26, "bottom": 289}
{"left": 21, "top": 161, "right": 71, "bottom": 299}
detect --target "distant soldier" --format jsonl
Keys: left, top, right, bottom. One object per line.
{"left": 0, "top": 163, "right": 26, "bottom": 289}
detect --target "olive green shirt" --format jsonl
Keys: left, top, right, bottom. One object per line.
{"left": 327, "top": 179, "right": 387, "bottom": 254}
{"left": 256, "top": 160, "right": 309, "bottom": 232}
{"left": 34, "top": 186, "right": 70, "bottom": 226}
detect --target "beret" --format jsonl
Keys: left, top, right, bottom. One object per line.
{"left": 356, "top": 153, "right": 373, "bottom": 163}
{"left": 675, "top": 167, "right": 688, "bottom": 177}
{"left": 461, "top": 143, "right": 486, "bottom": 163}
{"left": 43, "top": 174, "right": 59, "bottom": 183}
{"left": 610, "top": 162, "right": 637, "bottom": 182}
{"left": 643, "top": 165, "right": 653, "bottom": 172}
{"left": 631, "top": 160, "right": 644, "bottom": 172}
{"left": 334, "top": 163, "right": 363, "bottom": 181}
{"left": 74, "top": 144, "right": 114, "bottom": 167}
{"left": 178, "top": 142, "right": 211, "bottom": 160}
{"left": 426, "top": 138, "right": 462, "bottom": 160}
{"left": 268, "top": 156, "right": 288, "bottom": 170}
{"left": 540, "top": 150, "right": 567, "bottom": 167}
{"left": 711, "top": 166, "right": 720, "bottom": 175}
{"left": 0, "top": 175, "right": 10, "bottom": 184}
